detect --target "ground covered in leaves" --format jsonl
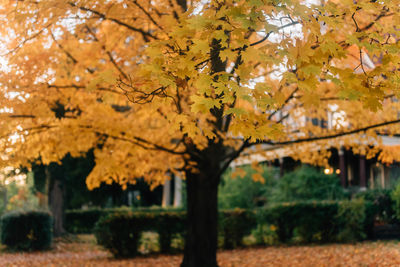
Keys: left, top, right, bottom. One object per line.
{"left": 1, "top": 235, "right": 400, "bottom": 266}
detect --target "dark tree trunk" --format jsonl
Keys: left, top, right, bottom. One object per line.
{"left": 46, "top": 166, "right": 66, "bottom": 237}
{"left": 181, "top": 169, "right": 220, "bottom": 267}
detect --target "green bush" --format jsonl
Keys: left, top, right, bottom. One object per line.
{"left": 94, "top": 208, "right": 259, "bottom": 256}
{"left": 94, "top": 210, "right": 186, "bottom": 257}
{"left": 94, "top": 211, "right": 144, "bottom": 258}
{"left": 295, "top": 202, "right": 339, "bottom": 243}
{"left": 219, "top": 165, "right": 277, "bottom": 209}
{"left": 66, "top": 206, "right": 183, "bottom": 234}
{"left": 150, "top": 210, "right": 186, "bottom": 253}
{"left": 391, "top": 185, "right": 400, "bottom": 223}
{"left": 261, "top": 201, "right": 338, "bottom": 243}
{"left": 271, "top": 166, "right": 348, "bottom": 202}
{"left": 355, "top": 189, "right": 396, "bottom": 224}
{"left": 219, "top": 209, "right": 256, "bottom": 249}
{"left": 259, "top": 200, "right": 372, "bottom": 244}
{"left": 66, "top": 208, "right": 106, "bottom": 233}
{"left": 1, "top": 211, "right": 53, "bottom": 251}
{"left": 260, "top": 203, "right": 297, "bottom": 242}
{"left": 336, "top": 199, "right": 366, "bottom": 242}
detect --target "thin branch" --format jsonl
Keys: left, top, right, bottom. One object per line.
{"left": 351, "top": 12, "right": 360, "bottom": 32}
{"left": 0, "top": 125, "right": 57, "bottom": 140}
{"left": 217, "top": 138, "right": 250, "bottom": 177}
{"left": 256, "top": 119, "right": 400, "bottom": 146}
{"left": 268, "top": 87, "right": 298, "bottom": 120}
{"left": 68, "top": 2, "right": 157, "bottom": 41}
{"left": 1, "top": 23, "right": 52, "bottom": 57}
{"left": 106, "top": 51, "right": 129, "bottom": 80}
{"left": 47, "top": 84, "right": 124, "bottom": 95}
{"left": 93, "top": 130, "right": 185, "bottom": 155}
{"left": 360, "top": 9, "right": 391, "bottom": 32}
{"left": 250, "top": 21, "right": 299, "bottom": 47}
{"left": 129, "top": 0, "right": 164, "bottom": 31}
{"left": 49, "top": 30, "right": 78, "bottom": 64}
{"left": 194, "top": 21, "right": 299, "bottom": 70}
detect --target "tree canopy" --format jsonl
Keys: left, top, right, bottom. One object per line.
{"left": 1, "top": 1, "right": 400, "bottom": 265}
{"left": 0, "top": 0, "right": 400, "bottom": 184}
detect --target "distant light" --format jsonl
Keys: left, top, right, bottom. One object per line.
{"left": 336, "top": 169, "right": 341, "bottom": 174}
{"left": 324, "top": 168, "right": 331, "bottom": 175}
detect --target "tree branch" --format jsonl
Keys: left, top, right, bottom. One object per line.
{"left": 250, "top": 21, "right": 299, "bottom": 47}
{"left": 217, "top": 138, "right": 250, "bottom": 177}
{"left": 257, "top": 119, "right": 400, "bottom": 146}
{"left": 68, "top": 2, "right": 157, "bottom": 41}
{"left": 77, "top": 125, "right": 185, "bottom": 155}
{"left": 129, "top": 0, "right": 164, "bottom": 31}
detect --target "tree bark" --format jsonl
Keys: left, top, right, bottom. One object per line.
{"left": 46, "top": 166, "right": 66, "bottom": 237}
{"left": 162, "top": 178, "right": 171, "bottom": 207}
{"left": 181, "top": 169, "right": 220, "bottom": 267}
{"left": 173, "top": 175, "right": 183, "bottom": 207}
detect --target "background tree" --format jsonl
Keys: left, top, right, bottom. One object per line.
{"left": 1, "top": 0, "right": 400, "bottom": 266}
{"left": 32, "top": 153, "right": 95, "bottom": 236}
{"left": 32, "top": 152, "right": 162, "bottom": 236}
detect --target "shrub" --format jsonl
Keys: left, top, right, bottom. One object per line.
{"left": 94, "top": 211, "right": 144, "bottom": 258}
{"left": 260, "top": 203, "right": 297, "bottom": 243}
{"left": 66, "top": 206, "right": 182, "bottom": 234}
{"left": 355, "top": 189, "right": 396, "bottom": 224}
{"left": 391, "top": 185, "right": 400, "bottom": 222}
{"left": 219, "top": 165, "right": 277, "bottom": 209}
{"left": 336, "top": 199, "right": 366, "bottom": 242}
{"left": 1, "top": 210, "right": 52, "bottom": 251}
{"left": 219, "top": 209, "right": 256, "bottom": 249}
{"left": 65, "top": 208, "right": 106, "bottom": 233}
{"left": 295, "top": 202, "right": 338, "bottom": 243}
{"left": 259, "top": 200, "right": 372, "bottom": 244}
{"left": 271, "top": 166, "right": 348, "bottom": 202}
{"left": 94, "top": 210, "right": 186, "bottom": 257}
{"left": 149, "top": 210, "right": 186, "bottom": 253}
{"left": 261, "top": 201, "right": 338, "bottom": 243}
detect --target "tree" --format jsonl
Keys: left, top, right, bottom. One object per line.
{"left": 32, "top": 153, "right": 95, "bottom": 236}
{"left": 1, "top": 0, "right": 400, "bottom": 266}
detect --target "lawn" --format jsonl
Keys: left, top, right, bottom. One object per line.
{"left": 1, "top": 235, "right": 400, "bottom": 266}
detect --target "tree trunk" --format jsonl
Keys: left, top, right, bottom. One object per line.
{"left": 181, "top": 170, "right": 220, "bottom": 267}
{"left": 173, "top": 175, "right": 183, "bottom": 207}
{"left": 46, "top": 166, "right": 66, "bottom": 237}
{"left": 162, "top": 178, "right": 171, "bottom": 207}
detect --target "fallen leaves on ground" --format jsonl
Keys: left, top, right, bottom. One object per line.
{"left": 1, "top": 239, "right": 400, "bottom": 266}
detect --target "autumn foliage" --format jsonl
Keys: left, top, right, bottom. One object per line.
{"left": 0, "top": 0, "right": 398, "bottom": 184}
{"left": 1, "top": 0, "right": 400, "bottom": 266}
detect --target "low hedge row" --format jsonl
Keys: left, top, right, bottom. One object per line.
{"left": 94, "top": 210, "right": 186, "bottom": 257}
{"left": 0, "top": 211, "right": 53, "bottom": 251}
{"left": 0, "top": 199, "right": 376, "bottom": 255}
{"left": 94, "top": 209, "right": 252, "bottom": 257}
{"left": 219, "top": 209, "right": 256, "bottom": 249}
{"left": 65, "top": 207, "right": 183, "bottom": 233}
{"left": 259, "top": 200, "right": 374, "bottom": 243}
{"left": 92, "top": 200, "right": 377, "bottom": 257}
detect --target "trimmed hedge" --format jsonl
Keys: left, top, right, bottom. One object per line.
{"left": 1, "top": 211, "right": 53, "bottom": 251}
{"left": 80, "top": 200, "right": 378, "bottom": 257}
{"left": 259, "top": 200, "right": 375, "bottom": 243}
{"left": 65, "top": 207, "right": 183, "bottom": 234}
{"left": 94, "top": 209, "right": 254, "bottom": 257}
{"left": 219, "top": 209, "right": 256, "bottom": 249}
{"left": 66, "top": 208, "right": 105, "bottom": 234}
{"left": 355, "top": 189, "right": 396, "bottom": 224}
{"left": 260, "top": 201, "right": 339, "bottom": 243}
{"left": 95, "top": 212, "right": 150, "bottom": 258}
{"left": 94, "top": 210, "right": 186, "bottom": 257}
